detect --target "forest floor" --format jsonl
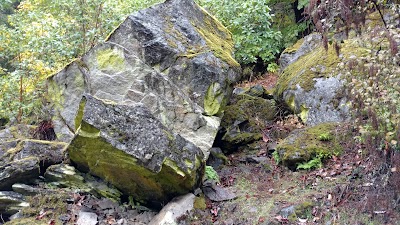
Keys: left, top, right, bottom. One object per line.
{"left": 182, "top": 73, "right": 400, "bottom": 225}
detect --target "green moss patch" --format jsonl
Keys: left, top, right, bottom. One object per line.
{"left": 282, "top": 38, "right": 304, "bottom": 54}
{"left": 193, "top": 4, "right": 240, "bottom": 68}
{"left": 68, "top": 121, "right": 202, "bottom": 208}
{"left": 276, "top": 122, "right": 344, "bottom": 170}
{"left": 275, "top": 40, "right": 369, "bottom": 97}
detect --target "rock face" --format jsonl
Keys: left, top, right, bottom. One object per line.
{"left": 215, "top": 85, "right": 276, "bottom": 153}
{"left": 0, "top": 134, "right": 67, "bottom": 190}
{"left": 69, "top": 95, "right": 203, "bottom": 207}
{"left": 275, "top": 34, "right": 355, "bottom": 126}
{"left": 48, "top": 0, "right": 241, "bottom": 147}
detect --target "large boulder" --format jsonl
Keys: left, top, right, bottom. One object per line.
{"left": 47, "top": 0, "right": 240, "bottom": 207}
{"left": 47, "top": 0, "right": 241, "bottom": 148}
{"left": 273, "top": 33, "right": 372, "bottom": 126}
{"left": 69, "top": 94, "right": 204, "bottom": 208}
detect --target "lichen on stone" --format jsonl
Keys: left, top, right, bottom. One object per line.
{"left": 192, "top": 4, "right": 240, "bottom": 68}
{"left": 95, "top": 48, "right": 125, "bottom": 72}
{"left": 204, "top": 82, "right": 225, "bottom": 116}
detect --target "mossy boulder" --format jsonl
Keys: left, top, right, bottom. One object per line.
{"left": 0, "top": 138, "right": 67, "bottom": 190}
{"left": 69, "top": 94, "right": 204, "bottom": 208}
{"left": 47, "top": 0, "right": 240, "bottom": 159}
{"left": 215, "top": 92, "right": 276, "bottom": 153}
{"left": 274, "top": 32, "right": 373, "bottom": 125}
{"left": 275, "top": 122, "right": 344, "bottom": 170}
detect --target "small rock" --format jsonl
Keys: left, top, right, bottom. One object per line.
{"left": 77, "top": 211, "right": 98, "bottom": 225}
{"left": 202, "top": 181, "right": 236, "bottom": 202}
{"left": 149, "top": 193, "right": 195, "bottom": 225}
{"left": 245, "top": 156, "right": 269, "bottom": 164}
{"left": 279, "top": 205, "right": 295, "bottom": 218}
{"left": 44, "top": 164, "right": 85, "bottom": 184}
{"left": 12, "top": 184, "right": 41, "bottom": 196}
{"left": 0, "top": 191, "right": 29, "bottom": 216}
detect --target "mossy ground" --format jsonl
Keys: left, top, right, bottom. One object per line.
{"left": 182, "top": 138, "right": 400, "bottom": 224}
{"left": 5, "top": 191, "right": 71, "bottom": 225}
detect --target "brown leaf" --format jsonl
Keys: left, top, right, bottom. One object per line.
{"left": 274, "top": 215, "right": 289, "bottom": 223}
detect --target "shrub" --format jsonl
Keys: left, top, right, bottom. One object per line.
{"left": 197, "top": 0, "right": 282, "bottom": 64}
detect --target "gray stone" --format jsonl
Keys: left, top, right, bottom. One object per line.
{"left": 0, "top": 157, "right": 40, "bottom": 190}
{"left": 44, "top": 164, "right": 122, "bottom": 200}
{"left": 149, "top": 193, "right": 196, "bottom": 225}
{"left": 0, "top": 191, "right": 29, "bottom": 216}
{"left": 77, "top": 211, "right": 98, "bottom": 225}
{"left": 282, "top": 76, "right": 349, "bottom": 126}
{"left": 202, "top": 180, "right": 236, "bottom": 202}
{"left": 68, "top": 95, "right": 204, "bottom": 208}
{"left": 44, "top": 164, "right": 85, "bottom": 185}
{"left": 0, "top": 139, "right": 67, "bottom": 190}
{"left": 279, "top": 205, "right": 295, "bottom": 218}
{"left": 12, "top": 184, "right": 42, "bottom": 196}
{"left": 279, "top": 33, "right": 322, "bottom": 70}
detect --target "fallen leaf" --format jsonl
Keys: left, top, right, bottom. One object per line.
{"left": 262, "top": 132, "right": 270, "bottom": 143}
{"left": 274, "top": 215, "right": 289, "bottom": 223}
{"left": 36, "top": 210, "right": 48, "bottom": 220}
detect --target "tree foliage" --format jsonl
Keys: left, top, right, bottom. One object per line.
{"left": 0, "top": 0, "right": 161, "bottom": 123}
{"left": 197, "top": 0, "right": 283, "bottom": 64}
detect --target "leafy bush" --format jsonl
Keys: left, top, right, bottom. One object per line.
{"left": 197, "top": 0, "right": 282, "bottom": 64}
{"left": 205, "top": 166, "right": 220, "bottom": 182}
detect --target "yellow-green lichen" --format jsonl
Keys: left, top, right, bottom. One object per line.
{"left": 193, "top": 4, "right": 240, "bottom": 68}
{"left": 276, "top": 40, "right": 369, "bottom": 98}
{"left": 68, "top": 122, "right": 202, "bottom": 207}
{"left": 299, "top": 104, "right": 309, "bottom": 123}
{"left": 96, "top": 48, "right": 125, "bottom": 72}
{"left": 283, "top": 38, "right": 304, "bottom": 54}
{"left": 204, "top": 82, "right": 225, "bottom": 116}
{"left": 74, "top": 98, "right": 86, "bottom": 131}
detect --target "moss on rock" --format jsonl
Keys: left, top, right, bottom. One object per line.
{"left": 69, "top": 121, "right": 202, "bottom": 208}
{"left": 193, "top": 4, "right": 240, "bottom": 68}
{"left": 95, "top": 48, "right": 125, "bottom": 72}
{"left": 217, "top": 94, "right": 276, "bottom": 152}
{"left": 275, "top": 40, "right": 369, "bottom": 98}
{"left": 204, "top": 82, "right": 226, "bottom": 116}
{"left": 276, "top": 122, "right": 344, "bottom": 170}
